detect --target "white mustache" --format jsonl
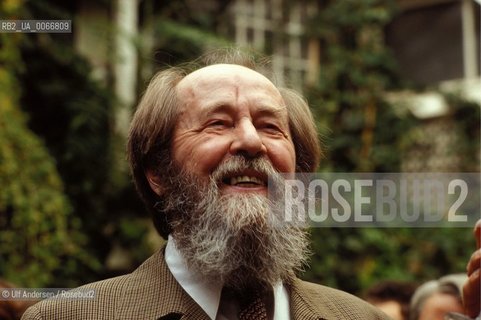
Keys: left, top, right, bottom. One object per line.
{"left": 210, "top": 156, "right": 279, "bottom": 185}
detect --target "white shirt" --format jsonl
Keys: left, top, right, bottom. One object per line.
{"left": 165, "top": 236, "right": 291, "bottom": 320}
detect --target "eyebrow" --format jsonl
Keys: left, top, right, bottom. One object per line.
{"left": 202, "top": 103, "right": 287, "bottom": 118}
{"left": 255, "top": 106, "right": 286, "bottom": 118}
{"left": 202, "top": 104, "right": 234, "bottom": 118}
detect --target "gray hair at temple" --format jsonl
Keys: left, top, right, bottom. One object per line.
{"left": 409, "top": 274, "right": 467, "bottom": 320}
{"left": 126, "top": 48, "right": 322, "bottom": 238}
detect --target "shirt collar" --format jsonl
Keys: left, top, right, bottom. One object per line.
{"left": 164, "top": 235, "right": 291, "bottom": 320}
{"left": 165, "top": 235, "right": 222, "bottom": 320}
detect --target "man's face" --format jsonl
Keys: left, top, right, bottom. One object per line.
{"left": 172, "top": 64, "right": 296, "bottom": 194}
{"left": 145, "top": 64, "right": 308, "bottom": 290}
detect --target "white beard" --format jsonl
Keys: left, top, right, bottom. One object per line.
{"left": 162, "top": 156, "right": 310, "bottom": 291}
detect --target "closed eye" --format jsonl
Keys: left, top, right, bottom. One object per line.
{"left": 206, "top": 119, "right": 233, "bottom": 129}
{"left": 263, "top": 123, "right": 279, "bottom": 130}
{"left": 212, "top": 120, "right": 228, "bottom": 126}
{"left": 259, "top": 123, "right": 285, "bottom": 136}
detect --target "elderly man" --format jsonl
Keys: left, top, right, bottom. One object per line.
{"left": 22, "top": 50, "right": 388, "bottom": 319}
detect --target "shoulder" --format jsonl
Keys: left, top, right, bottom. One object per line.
{"left": 290, "top": 279, "right": 390, "bottom": 320}
{"left": 22, "top": 249, "right": 168, "bottom": 320}
{"left": 21, "top": 274, "right": 131, "bottom": 320}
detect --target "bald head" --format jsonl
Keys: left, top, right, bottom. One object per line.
{"left": 176, "top": 64, "right": 285, "bottom": 112}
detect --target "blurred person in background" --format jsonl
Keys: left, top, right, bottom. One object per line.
{"left": 409, "top": 274, "right": 467, "bottom": 320}
{"left": 364, "top": 280, "right": 417, "bottom": 320}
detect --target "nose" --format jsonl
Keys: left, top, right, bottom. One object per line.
{"left": 229, "top": 118, "right": 267, "bottom": 158}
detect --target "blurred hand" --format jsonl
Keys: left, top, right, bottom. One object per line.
{"left": 463, "top": 219, "right": 480, "bottom": 318}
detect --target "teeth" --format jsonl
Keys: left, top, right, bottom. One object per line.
{"left": 229, "top": 176, "right": 264, "bottom": 186}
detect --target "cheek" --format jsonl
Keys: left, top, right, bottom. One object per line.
{"left": 266, "top": 141, "right": 296, "bottom": 173}
{"left": 172, "top": 135, "right": 231, "bottom": 174}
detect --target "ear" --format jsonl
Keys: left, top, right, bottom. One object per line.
{"left": 145, "top": 169, "right": 165, "bottom": 196}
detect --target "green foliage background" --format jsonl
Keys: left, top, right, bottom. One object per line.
{"left": 301, "top": 0, "right": 479, "bottom": 293}
{"left": 0, "top": 0, "right": 479, "bottom": 296}
{"left": 0, "top": 0, "right": 97, "bottom": 287}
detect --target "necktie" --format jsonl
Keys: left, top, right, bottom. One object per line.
{"left": 238, "top": 294, "right": 268, "bottom": 320}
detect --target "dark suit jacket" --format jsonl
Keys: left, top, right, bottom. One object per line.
{"left": 22, "top": 248, "right": 389, "bottom": 319}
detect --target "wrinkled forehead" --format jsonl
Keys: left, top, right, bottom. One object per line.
{"left": 176, "top": 64, "right": 283, "bottom": 101}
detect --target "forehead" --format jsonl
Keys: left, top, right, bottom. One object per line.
{"left": 176, "top": 64, "right": 285, "bottom": 108}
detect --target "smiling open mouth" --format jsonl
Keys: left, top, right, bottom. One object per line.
{"left": 221, "top": 172, "right": 267, "bottom": 188}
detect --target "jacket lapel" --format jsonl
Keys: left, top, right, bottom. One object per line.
{"left": 113, "top": 248, "right": 373, "bottom": 320}
{"left": 289, "top": 278, "right": 335, "bottom": 320}
{"left": 116, "top": 247, "right": 211, "bottom": 320}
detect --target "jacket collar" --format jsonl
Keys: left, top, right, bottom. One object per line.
{"left": 289, "top": 278, "right": 330, "bottom": 320}
{"left": 116, "top": 247, "right": 211, "bottom": 320}
{"left": 115, "top": 248, "right": 330, "bottom": 320}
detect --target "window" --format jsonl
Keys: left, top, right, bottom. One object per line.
{"left": 232, "top": 0, "right": 320, "bottom": 90}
